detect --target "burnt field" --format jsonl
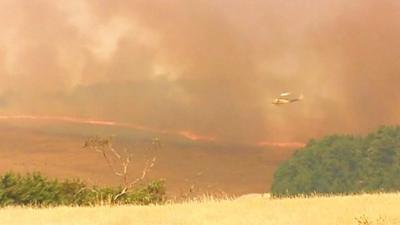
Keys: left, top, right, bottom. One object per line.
{"left": 0, "top": 121, "right": 296, "bottom": 197}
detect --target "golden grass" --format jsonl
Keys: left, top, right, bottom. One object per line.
{"left": 1, "top": 193, "right": 400, "bottom": 225}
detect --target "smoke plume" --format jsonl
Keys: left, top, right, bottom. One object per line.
{"left": 0, "top": 0, "right": 399, "bottom": 144}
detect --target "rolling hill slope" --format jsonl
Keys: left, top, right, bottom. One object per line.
{"left": 0, "top": 121, "right": 296, "bottom": 197}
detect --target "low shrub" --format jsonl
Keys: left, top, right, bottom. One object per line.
{"left": 0, "top": 172, "right": 166, "bottom": 207}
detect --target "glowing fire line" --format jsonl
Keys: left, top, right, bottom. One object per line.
{"left": 0, "top": 114, "right": 305, "bottom": 147}
{"left": 257, "top": 141, "right": 305, "bottom": 148}
{"left": 0, "top": 115, "right": 215, "bottom": 142}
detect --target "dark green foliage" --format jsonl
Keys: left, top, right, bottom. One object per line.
{"left": 271, "top": 126, "right": 400, "bottom": 197}
{"left": 122, "top": 180, "right": 166, "bottom": 205}
{"left": 0, "top": 172, "right": 166, "bottom": 207}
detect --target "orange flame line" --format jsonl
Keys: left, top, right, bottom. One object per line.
{"left": 0, "top": 114, "right": 216, "bottom": 142}
{"left": 178, "top": 130, "right": 216, "bottom": 142}
{"left": 257, "top": 141, "right": 305, "bottom": 148}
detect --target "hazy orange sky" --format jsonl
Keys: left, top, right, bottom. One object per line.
{"left": 0, "top": 0, "right": 399, "bottom": 145}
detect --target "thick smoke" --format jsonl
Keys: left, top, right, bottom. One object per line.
{"left": 0, "top": 0, "right": 399, "bottom": 144}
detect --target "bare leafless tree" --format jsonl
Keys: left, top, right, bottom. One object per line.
{"left": 83, "top": 136, "right": 158, "bottom": 201}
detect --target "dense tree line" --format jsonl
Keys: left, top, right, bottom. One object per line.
{"left": 0, "top": 172, "right": 165, "bottom": 206}
{"left": 271, "top": 126, "right": 400, "bottom": 197}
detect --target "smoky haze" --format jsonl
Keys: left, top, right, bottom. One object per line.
{"left": 0, "top": 0, "right": 400, "bottom": 145}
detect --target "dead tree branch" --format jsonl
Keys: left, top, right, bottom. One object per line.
{"left": 83, "top": 135, "right": 159, "bottom": 201}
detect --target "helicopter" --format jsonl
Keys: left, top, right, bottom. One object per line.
{"left": 272, "top": 92, "right": 304, "bottom": 106}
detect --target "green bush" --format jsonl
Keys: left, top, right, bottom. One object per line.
{"left": 122, "top": 180, "right": 166, "bottom": 205}
{"left": 271, "top": 126, "right": 400, "bottom": 197}
{"left": 0, "top": 172, "right": 166, "bottom": 207}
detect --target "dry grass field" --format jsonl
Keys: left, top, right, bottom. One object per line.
{"left": 0, "top": 193, "right": 399, "bottom": 225}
